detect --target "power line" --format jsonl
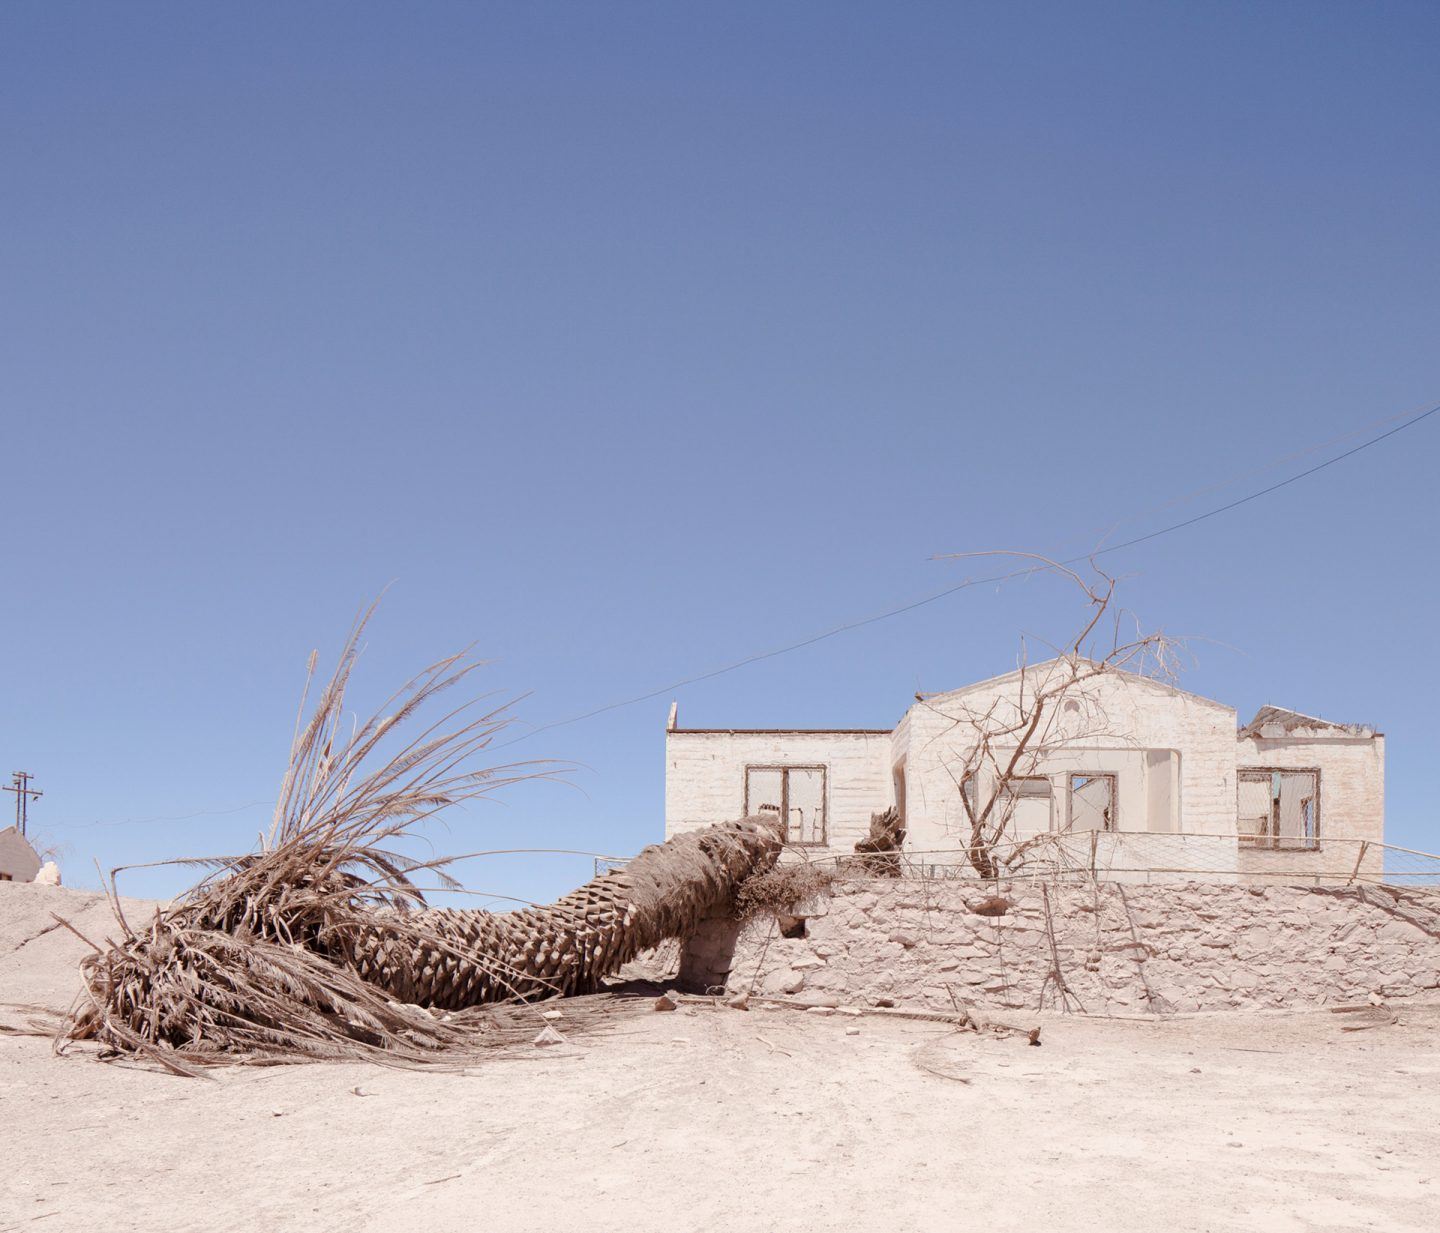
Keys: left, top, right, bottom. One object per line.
{"left": 498, "top": 400, "right": 1439, "bottom": 748}
{"left": 1041, "top": 398, "right": 1433, "bottom": 557}
{"left": 1081, "top": 402, "right": 1438, "bottom": 557}
{"left": 50, "top": 798, "right": 274, "bottom": 831}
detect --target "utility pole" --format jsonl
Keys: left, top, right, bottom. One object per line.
{"left": 4, "top": 772, "right": 42, "bottom": 837}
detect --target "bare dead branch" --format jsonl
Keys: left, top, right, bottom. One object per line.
{"left": 925, "top": 554, "right": 1183, "bottom": 877}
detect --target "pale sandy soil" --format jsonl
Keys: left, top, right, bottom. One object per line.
{"left": 2, "top": 884, "right": 1439, "bottom": 1233}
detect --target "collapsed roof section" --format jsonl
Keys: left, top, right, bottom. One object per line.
{"left": 1239, "top": 706, "right": 1378, "bottom": 741}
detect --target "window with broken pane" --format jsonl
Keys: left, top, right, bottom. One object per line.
{"left": 744, "top": 765, "right": 827, "bottom": 846}
{"left": 1068, "top": 773, "right": 1117, "bottom": 832}
{"left": 1237, "top": 769, "right": 1319, "bottom": 849}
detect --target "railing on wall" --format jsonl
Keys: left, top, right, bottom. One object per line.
{"left": 812, "top": 830, "right": 1440, "bottom": 887}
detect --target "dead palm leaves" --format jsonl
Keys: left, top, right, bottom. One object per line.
{"left": 63, "top": 608, "right": 783, "bottom": 1073}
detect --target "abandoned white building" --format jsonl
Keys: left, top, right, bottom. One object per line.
{"left": 0, "top": 826, "right": 43, "bottom": 883}
{"left": 663, "top": 661, "right": 1386, "bottom": 882}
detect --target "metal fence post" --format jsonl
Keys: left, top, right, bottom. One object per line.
{"left": 1347, "top": 840, "right": 1370, "bottom": 885}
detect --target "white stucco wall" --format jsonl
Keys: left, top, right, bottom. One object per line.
{"left": 895, "top": 667, "right": 1239, "bottom": 854}
{"left": 664, "top": 729, "right": 894, "bottom": 856}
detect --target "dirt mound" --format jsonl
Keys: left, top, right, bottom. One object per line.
{"left": 0, "top": 882, "right": 160, "bottom": 1014}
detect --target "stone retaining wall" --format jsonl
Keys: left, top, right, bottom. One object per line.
{"left": 678, "top": 878, "right": 1440, "bottom": 1014}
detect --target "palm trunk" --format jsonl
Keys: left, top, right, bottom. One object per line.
{"left": 339, "top": 816, "right": 784, "bottom": 1007}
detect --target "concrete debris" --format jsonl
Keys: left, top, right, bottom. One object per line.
{"left": 761, "top": 970, "right": 806, "bottom": 996}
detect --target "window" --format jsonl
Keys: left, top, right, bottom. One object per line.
{"left": 1000, "top": 776, "right": 1053, "bottom": 838}
{"left": 1237, "top": 769, "right": 1319, "bottom": 850}
{"left": 745, "top": 765, "right": 827, "bottom": 846}
{"left": 1068, "top": 773, "right": 1117, "bottom": 832}
{"left": 958, "top": 774, "right": 1053, "bottom": 838}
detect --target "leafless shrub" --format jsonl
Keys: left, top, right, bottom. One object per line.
{"left": 925, "top": 553, "right": 1184, "bottom": 880}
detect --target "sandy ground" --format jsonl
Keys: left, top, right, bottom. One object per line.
{"left": 3, "top": 884, "right": 1439, "bottom": 1233}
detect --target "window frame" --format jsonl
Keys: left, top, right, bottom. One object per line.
{"left": 1067, "top": 771, "right": 1118, "bottom": 833}
{"left": 993, "top": 774, "right": 1056, "bottom": 836}
{"left": 1236, "top": 767, "right": 1321, "bottom": 850}
{"left": 744, "top": 764, "right": 829, "bottom": 847}
{"left": 961, "top": 773, "right": 1056, "bottom": 834}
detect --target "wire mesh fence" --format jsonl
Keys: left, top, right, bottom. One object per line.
{"left": 809, "top": 831, "right": 1440, "bottom": 888}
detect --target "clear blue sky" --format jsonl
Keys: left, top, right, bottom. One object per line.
{"left": 3, "top": 2, "right": 1437, "bottom": 904}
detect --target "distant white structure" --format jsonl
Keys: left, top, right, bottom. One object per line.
{"left": 0, "top": 826, "right": 43, "bottom": 883}
{"left": 664, "top": 660, "right": 1385, "bottom": 882}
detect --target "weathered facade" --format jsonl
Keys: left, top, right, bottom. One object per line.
{"left": 663, "top": 662, "right": 1386, "bottom": 882}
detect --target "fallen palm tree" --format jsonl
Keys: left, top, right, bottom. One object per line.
{"left": 62, "top": 612, "right": 782, "bottom": 1073}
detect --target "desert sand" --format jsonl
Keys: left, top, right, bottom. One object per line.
{"left": 2, "top": 882, "right": 1438, "bottom": 1233}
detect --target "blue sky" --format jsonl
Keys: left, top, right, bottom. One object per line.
{"left": 3, "top": 2, "right": 1437, "bottom": 903}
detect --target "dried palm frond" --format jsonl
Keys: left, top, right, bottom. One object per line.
{"left": 63, "top": 608, "right": 782, "bottom": 1074}
{"left": 734, "top": 860, "right": 835, "bottom": 923}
